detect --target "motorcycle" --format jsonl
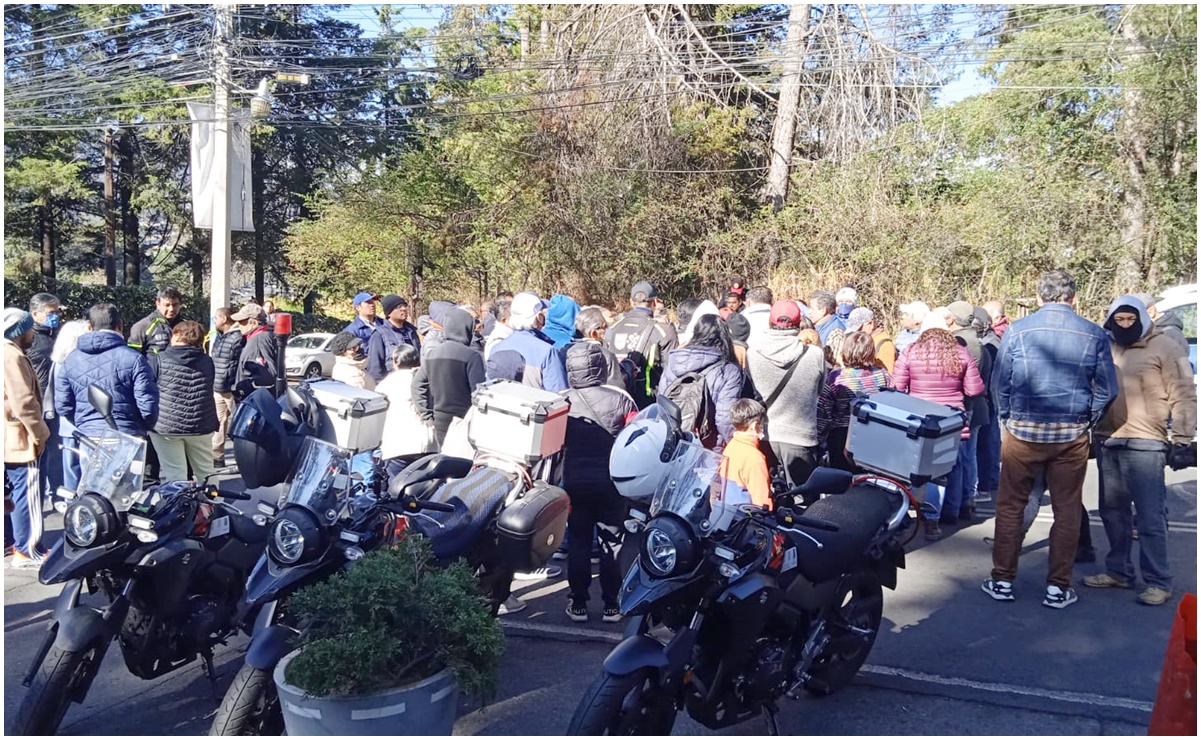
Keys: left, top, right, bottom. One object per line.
{"left": 567, "top": 400, "right": 910, "bottom": 735}
{"left": 209, "top": 440, "right": 569, "bottom": 736}
{"left": 11, "top": 387, "right": 276, "bottom": 736}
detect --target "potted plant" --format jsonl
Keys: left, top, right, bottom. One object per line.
{"left": 274, "top": 536, "right": 505, "bottom": 735}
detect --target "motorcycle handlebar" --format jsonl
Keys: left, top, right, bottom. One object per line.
{"left": 213, "top": 488, "right": 252, "bottom": 501}
{"left": 414, "top": 499, "right": 455, "bottom": 513}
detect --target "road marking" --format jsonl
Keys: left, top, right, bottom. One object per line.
{"left": 858, "top": 665, "right": 1154, "bottom": 713}
{"left": 501, "top": 621, "right": 1154, "bottom": 714}
{"left": 512, "top": 578, "right": 570, "bottom": 602}
{"left": 4, "top": 608, "right": 52, "bottom": 632}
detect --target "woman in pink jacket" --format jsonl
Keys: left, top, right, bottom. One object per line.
{"left": 893, "top": 326, "right": 985, "bottom": 540}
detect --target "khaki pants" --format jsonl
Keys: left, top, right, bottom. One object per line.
{"left": 990, "top": 431, "right": 1090, "bottom": 588}
{"left": 212, "top": 392, "right": 236, "bottom": 461}
{"left": 151, "top": 432, "right": 215, "bottom": 484}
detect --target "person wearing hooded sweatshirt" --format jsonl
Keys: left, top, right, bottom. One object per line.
{"left": 746, "top": 301, "right": 827, "bottom": 491}
{"left": 418, "top": 300, "right": 454, "bottom": 363}
{"left": 1082, "top": 296, "right": 1196, "bottom": 606}
{"left": 561, "top": 340, "right": 636, "bottom": 622}
{"left": 413, "top": 307, "right": 486, "bottom": 446}
{"left": 544, "top": 294, "right": 581, "bottom": 349}
{"left": 1133, "top": 292, "right": 1190, "bottom": 358}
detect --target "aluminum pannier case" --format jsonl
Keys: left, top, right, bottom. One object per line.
{"left": 468, "top": 379, "right": 570, "bottom": 465}
{"left": 847, "top": 389, "right": 964, "bottom": 484}
{"left": 308, "top": 380, "right": 389, "bottom": 452}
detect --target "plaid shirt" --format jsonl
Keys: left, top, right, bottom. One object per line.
{"left": 1004, "top": 419, "right": 1088, "bottom": 444}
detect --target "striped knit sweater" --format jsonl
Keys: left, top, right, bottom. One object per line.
{"left": 816, "top": 366, "right": 892, "bottom": 438}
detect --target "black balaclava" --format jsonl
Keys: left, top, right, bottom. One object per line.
{"left": 1105, "top": 305, "right": 1144, "bottom": 346}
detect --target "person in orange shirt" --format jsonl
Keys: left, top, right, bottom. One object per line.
{"left": 722, "top": 398, "right": 772, "bottom": 510}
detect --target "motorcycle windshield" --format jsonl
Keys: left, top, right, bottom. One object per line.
{"left": 649, "top": 440, "right": 748, "bottom": 533}
{"left": 283, "top": 437, "right": 354, "bottom": 525}
{"left": 78, "top": 431, "right": 147, "bottom": 512}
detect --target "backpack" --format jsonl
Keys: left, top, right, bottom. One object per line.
{"left": 609, "top": 315, "right": 661, "bottom": 409}
{"left": 662, "top": 362, "right": 722, "bottom": 448}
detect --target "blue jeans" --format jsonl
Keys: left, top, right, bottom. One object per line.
{"left": 943, "top": 429, "right": 979, "bottom": 517}
{"left": 1097, "top": 442, "right": 1172, "bottom": 590}
{"left": 39, "top": 416, "right": 63, "bottom": 503}
{"left": 62, "top": 436, "right": 83, "bottom": 493}
{"left": 976, "top": 411, "right": 1001, "bottom": 493}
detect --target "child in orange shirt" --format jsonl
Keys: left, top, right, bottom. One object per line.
{"left": 722, "top": 398, "right": 772, "bottom": 510}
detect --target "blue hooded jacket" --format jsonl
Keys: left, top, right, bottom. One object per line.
{"left": 544, "top": 294, "right": 581, "bottom": 349}
{"left": 55, "top": 330, "right": 159, "bottom": 437}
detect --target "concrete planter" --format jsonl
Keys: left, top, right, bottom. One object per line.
{"left": 274, "top": 650, "right": 458, "bottom": 736}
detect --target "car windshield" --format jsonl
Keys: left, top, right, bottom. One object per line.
{"left": 649, "top": 439, "right": 748, "bottom": 533}
{"left": 283, "top": 437, "right": 354, "bottom": 524}
{"left": 77, "top": 431, "right": 147, "bottom": 512}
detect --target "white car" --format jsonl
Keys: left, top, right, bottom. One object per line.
{"left": 285, "top": 332, "right": 335, "bottom": 379}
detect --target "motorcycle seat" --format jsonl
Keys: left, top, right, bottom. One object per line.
{"left": 387, "top": 454, "right": 473, "bottom": 501}
{"left": 410, "top": 467, "right": 517, "bottom": 559}
{"left": 788, "top": 484, "right": 898, "bottom": 584}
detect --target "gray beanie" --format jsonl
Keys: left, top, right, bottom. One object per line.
{"left": 3, "top": 308, "right": 34, "bottom": 341}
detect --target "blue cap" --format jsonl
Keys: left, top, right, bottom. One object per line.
{"left": 352, "top": 292, "right": 376, "bottom": 307}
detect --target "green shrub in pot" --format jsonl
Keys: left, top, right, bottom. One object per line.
{"left": 284, "top": 536, "right": 504, "bottom": 699}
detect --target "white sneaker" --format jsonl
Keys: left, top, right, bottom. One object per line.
{"left": 513, "top": 565, "right": 562, "bottom": 581}
{"left": 497, "top": 596, "right": 527, "bottom": 616}
{"left": 1042, "top": 585, "right": 1079, "bottom": 609}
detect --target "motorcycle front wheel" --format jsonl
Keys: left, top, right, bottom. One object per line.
{"left": 567, "top": 667, "right": 676, "bottom": 736}
{"left": 11, "top": 641, "right": 103, "bottom": 735}
{"left": 209, "top": 663, "right": 284, "bottom": 736}
{"left": 804, "top": 569, "right": 884, "bottom": 696}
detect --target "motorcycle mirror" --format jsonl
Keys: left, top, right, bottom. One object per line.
{"left": 87, "top": 385, "right": 118, "bottom": 431}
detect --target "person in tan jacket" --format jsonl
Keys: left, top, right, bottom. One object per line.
{"left": 1083, "top": 295, "right": 1196, "bottom": 606}
{"left": 4, "top": 308, "right": 51, "bottom": 567}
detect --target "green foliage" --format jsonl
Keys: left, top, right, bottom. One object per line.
{"left": 284, "top": 537, "right": 504, "bottom": 699}
{"left": 2, "top": 274, "right": 203, "bottom": 325}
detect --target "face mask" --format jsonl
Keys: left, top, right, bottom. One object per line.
{"left": 1106, "top": 314, "right": 1143, "bottom": 346}
{"left": 43, "top": 312, "right": 61, "bottom": 330}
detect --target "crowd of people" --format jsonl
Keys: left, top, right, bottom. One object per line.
{"left": 3, "top": 268, "right": 1194, "bottom": 619}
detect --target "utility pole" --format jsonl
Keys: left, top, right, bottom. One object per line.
{"left": 104, "top": 127, "right": 116, "bottom": 286}
{"left": 764, "top": 4, "right": 811, "bottom": 211}
{"left": 210, "top": 3, "right": 234, "bottom": 322}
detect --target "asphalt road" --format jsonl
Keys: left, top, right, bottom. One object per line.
{"left": 3, "top": 465, "right": 1193, "bottom": 735}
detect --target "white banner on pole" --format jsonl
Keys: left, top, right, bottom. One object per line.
{"left": 187, "top": 102, "right": 254, "bottom": 232}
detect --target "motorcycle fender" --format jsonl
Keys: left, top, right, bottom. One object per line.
{"left": 52, "top": 579, "right": 84, "bottom": 622}
{"left": 715, "top": 572, "right": 777, "bottom": 604}
{"left": 245, "top": 624, "right": 299, "bottom": 671}
{"left": 602, "top": 634, "right": 670, "bottom": 677}
{"left": 871, "top": 541, "right": 906, "bottom": 590}
{"left": 54, "top": 606, "right": 111, "bottom": 653}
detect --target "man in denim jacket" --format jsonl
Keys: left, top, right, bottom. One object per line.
{"left": 983, "top": 270, "right": 1118, "bottom": 609}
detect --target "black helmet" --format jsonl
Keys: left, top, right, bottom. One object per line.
{"left": 281, "top": 382, "right": 322, "bottom": 438}
{"left": 230, "top": 389, "right": 289, "bottom": 488}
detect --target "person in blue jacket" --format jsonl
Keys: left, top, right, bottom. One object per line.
{"left": 343, "top": 292, "right": 384, "bottom": 343}
{"left": 55, "top": 303, "right": 159, "bottom": 439}
{"left": 366, "top": 294, "right": 420, "bottom": 383}
{"left": 543, "top": 294, "right": 581, "bottom": 349}
{"left": 485, "top": 292, "right": 568, "bottom": 392}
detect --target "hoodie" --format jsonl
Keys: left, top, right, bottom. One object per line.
{"left": 412, "top": 308, "right": 486, "bottom": 441}
{"left": 745, "top": 329, "right": 827, "bottom": 448}
{"left": 418, "top": 301, "right": 454, "bottom": 362}
{"left": 1096, "top": 295, "right": 1196, "bottom": 444}
{"left": 55, "top": 330, "right": 159, "bottom": 437}
{"left": 562, "top": 342, "right": 636, "bottom": 494}
{"left": 544, "top": 294, "right": 581, "bottom": 349}
{"left": 1154, "top": 308, "right": 1190, "bottom": 357}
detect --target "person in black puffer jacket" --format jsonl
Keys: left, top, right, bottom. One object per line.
{"left": 562, "top": 337, "right": 637, "bottom": 623}
{"left": 148, "top": 320, "right": 219, "bottom": 483}
{"left": 208, "top": 307, "right": 245, "bottom": 466}
{"left": 412, "top": 307, "right": 486, "bottom": 447}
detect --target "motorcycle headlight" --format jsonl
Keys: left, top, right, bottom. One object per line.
{"left": 268, "top": 508, "right": 325, "bottom": 565}
{"left": 64, "top": 494, "right": 119, "bottom": 548}
{"left": 640, "top": 516, "right": 697, "bottom": 578}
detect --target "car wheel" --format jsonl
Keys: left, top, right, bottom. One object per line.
{"left": 304, "top": 362, "right": 323, "bottom": 379}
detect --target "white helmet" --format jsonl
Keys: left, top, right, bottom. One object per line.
{"left": 610, "top": 405, "right": 679, "bottom": 500}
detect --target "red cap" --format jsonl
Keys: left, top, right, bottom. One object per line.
{"left": 769, "top": 300, "right": 801, "bottom": 328}
{"left": 273, "top": 312, "right": 292, "bottom": 335}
